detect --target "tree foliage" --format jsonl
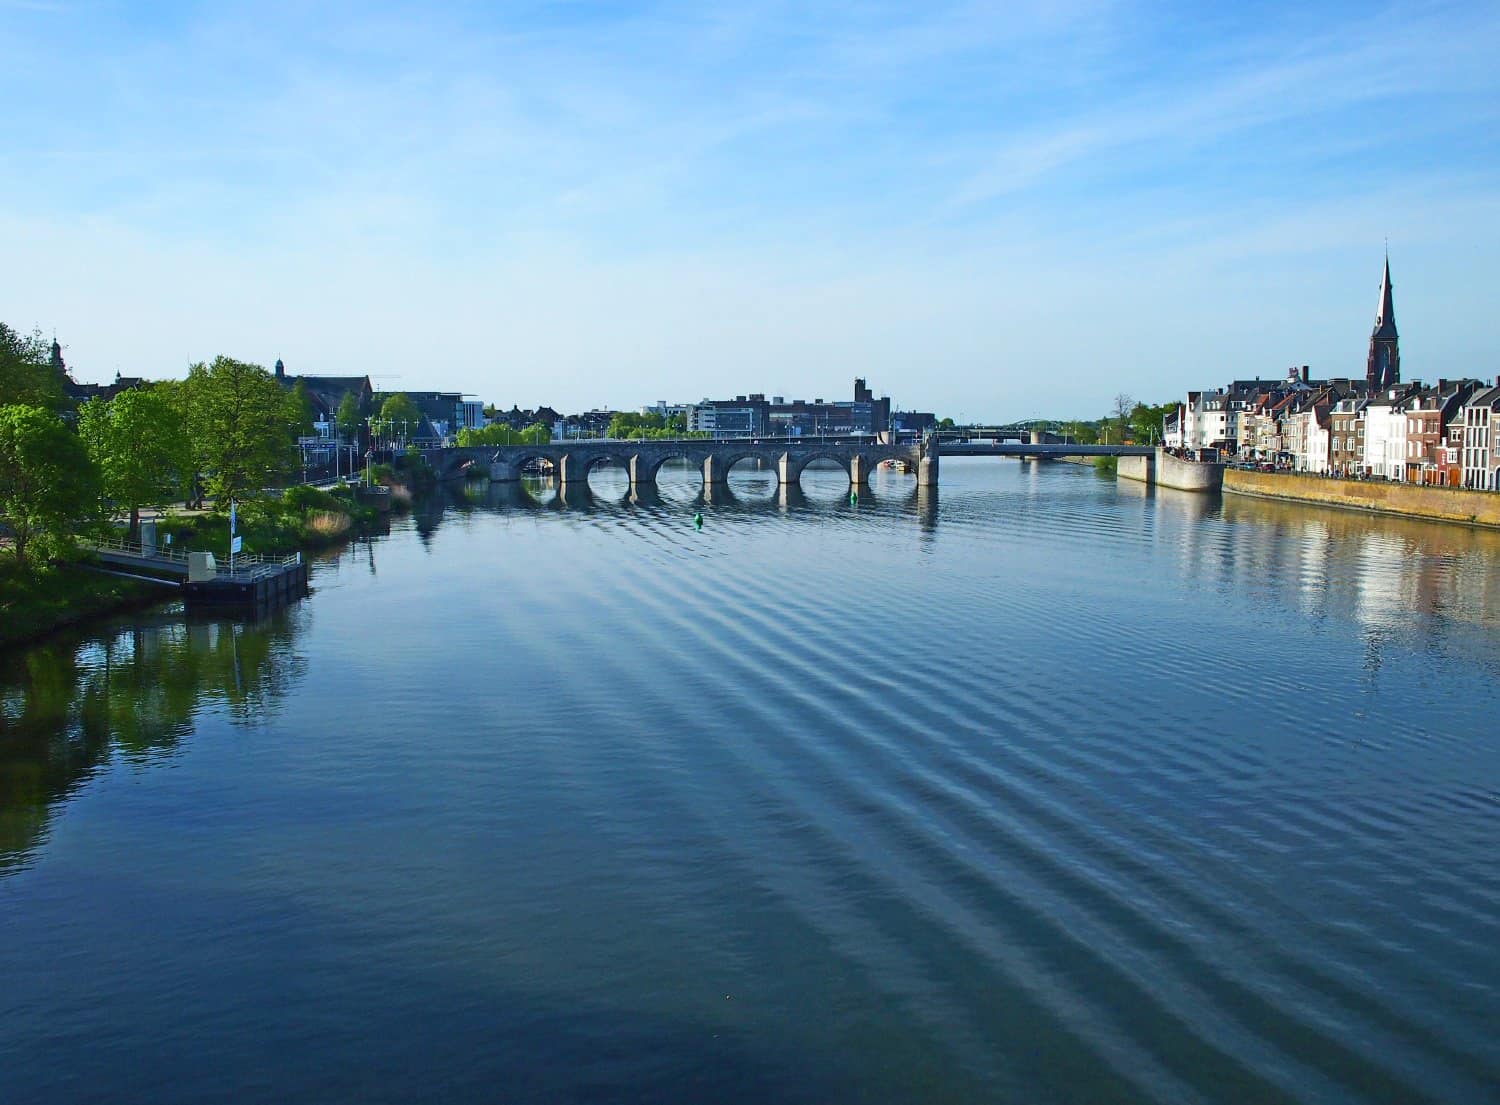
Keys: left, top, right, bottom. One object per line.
{"left": 1127, "top": 402, "right": 1176, "bottom": 445}
{"left": 604, "top": 411, "right": 699, "bottom": 439}
{"left": 335, "top": 392, "right": 362, "bottom": 440}
{"left": 78, "top": 386, "right": 193, "bottom": 539}
{"left": 373, "top": 393, "right": 422, "bottom": 438}
{"left": 455, "top": 421, "right": 552, "bottom": 446}
{"left": 1060, "top": 419, "right": 1099, "bottom": 444}
{"left": 290, "top": 379, "right": 315, "bottom": 437}
{"left": 0, "top": 323, "right": 65, "bottom": 411}
{"left": 181, "top": 356, "right": 300, "bottom": 504}
{"left": 0, "top": 404, "right": 99, "bottom": 567}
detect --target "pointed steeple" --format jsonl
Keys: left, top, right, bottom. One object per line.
{"left": 1366, "top": 251, "right": 1400, "bottom": 391}
{"left": 1373, "top": 251, "right": 1397, "bottom": 339}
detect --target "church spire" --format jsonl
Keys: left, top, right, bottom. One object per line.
{"left": 1366, "top": 251, "right": 1400, "bottom": 391}
{"left": 1373, "top": 251, "right": 1397, "bottom": 339}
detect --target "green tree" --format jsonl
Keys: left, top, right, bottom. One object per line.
{"left": 0, "top": 404, "right": 99, "bottom": 567}
{"left": 334, "top": 392, "right": 362, "bottom": 440}
{"left": 373, "top": 393, "right": 421, "bottom": 441}
{"left": 607, "top": 411, "right": 666, "bottom": 439}
{"left": 78, "top": 387, "right": 193, "bottom": 541}
{"left": 290, "top": 379, "right": 315, "bottom": 437}
{"left": 1127, "top": 402, "right": 1175, "bottom": 445}
{"left": 181, "top": 356, "right": 299, "bottom": 504}
{"left": 455, "top": 421, "right": 552, "bottom": 446}
{"left": 0, "top": 323, "right": 65, "bottom": 410}
{"left": 936, "top": 417, "right": 956, "bottom": 430}
{"left": 1061, "top": 419, "right": 1099, "bottom": 444}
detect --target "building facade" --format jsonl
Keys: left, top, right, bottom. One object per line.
{"left": 1328, "top": 398, "right": 1366, "bottom": 476}
{"left": 1461, "top": 386, "right": 1500, "bottom": 490}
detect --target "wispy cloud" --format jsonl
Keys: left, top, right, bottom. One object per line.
{"left": 2, "top": 1, "right": 1498, "bottom": 416}
{"left": 948, "top": 4, "right": 1500, "bottom": 210}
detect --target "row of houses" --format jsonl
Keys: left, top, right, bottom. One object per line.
{"left": 1165, "top": 370, "right": 1500, "bottom": 489}
{"left": 1162, "top": 256, "right": 1500, "bottom": 490}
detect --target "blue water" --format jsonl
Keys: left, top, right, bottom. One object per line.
{"left": 2, "top": 460, "right": 1497, "bottom": 1103}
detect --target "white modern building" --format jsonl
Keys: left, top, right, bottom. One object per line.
{"left": 1461, "top": 386, "right": 1500, "bottom": 490}
{"left": 1361, "top": 394, "right": 1408, "bottom": 481}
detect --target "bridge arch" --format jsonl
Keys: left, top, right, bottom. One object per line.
{"left": 573, "top": 451, "right": 631, "bottom": 478}
{"left": 639, "top": 451, "right": 702, "bottom": 499}
{"left": 785, "top": 449, "right": 872, "bottom": 487}
{"left": 641, "top": 451, "right": 694, "bottom": 483}
{"left": 716, "top": 451, "right": 779, "bottom": 494}
{"left": 499, "top": 449, "right": 561, "bottom": 484}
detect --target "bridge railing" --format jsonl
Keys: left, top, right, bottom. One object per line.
{"left": 432, "top": 433, "right": 909, "bottom": 450}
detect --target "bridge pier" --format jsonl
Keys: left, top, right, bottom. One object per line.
{"left": 433, "top": 440, "right": 929, "bottom": 493}
{"left": 628, "top": 455, "right": 654, "bottom": 489}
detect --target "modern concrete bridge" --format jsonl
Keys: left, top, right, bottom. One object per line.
{"left": 423, "top": 433, "right": 1152, "bottom": 491}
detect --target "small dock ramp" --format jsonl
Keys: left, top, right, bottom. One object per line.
{"left": 85, "top": 537, "right": 310, "bottom": 611}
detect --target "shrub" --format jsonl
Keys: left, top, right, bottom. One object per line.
{"left": 283, "top": 484, "right": 346, "bottom": 515}
{"left": 304, "top": 510, "right": 351, "bottom": 540}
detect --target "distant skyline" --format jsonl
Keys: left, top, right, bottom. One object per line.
{"left": 5, "top": 1, "right": 1499, "bottom": 419}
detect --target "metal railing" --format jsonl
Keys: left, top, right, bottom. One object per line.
{"left": 83, "top": 537, "right": 302, "bottom": 581}
{"left": 86, "top": 535, "right": 192, "bottom": 564}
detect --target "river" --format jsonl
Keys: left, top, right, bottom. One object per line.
{"left": 2, "top": 459, "right": 1497, "bottom": 1104}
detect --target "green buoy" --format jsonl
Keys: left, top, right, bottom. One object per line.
{"left": 693, "top": 512, "right": 703, "bottom": 529}
{"left": 849, "top": 489, "right": 858, "bottom": 505}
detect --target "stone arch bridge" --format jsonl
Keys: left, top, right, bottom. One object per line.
{"left": 422, "top": 433, "right": 1153, "bottom": 491}
{"left": 425, "top": 438, "right": 933, "bottom": 491}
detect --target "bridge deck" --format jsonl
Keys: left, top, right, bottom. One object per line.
{"left": 940, "top": 443, "right": 1153, "bottom": 457}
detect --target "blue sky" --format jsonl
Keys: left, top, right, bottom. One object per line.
{"left": 4, "top": 1, "right": 1498, "bottom": 419}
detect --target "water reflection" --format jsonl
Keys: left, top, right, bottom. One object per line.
{"left": 1218, "top": 493, "right": 1500, "bottom": 652}
{"left": 470, "top": 472, "right": 932, "bottom": 525}
{"left": 0, "top": 613, "right": 304, "bottom": 874}
{"left": 1, "top": 463, "right": 1496, "bottom": 1104}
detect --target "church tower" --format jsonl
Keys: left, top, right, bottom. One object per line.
{"left": 1366, "top": 253, "right": 1400, "bottom": 392}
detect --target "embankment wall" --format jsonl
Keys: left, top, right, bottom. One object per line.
{"left": 1223, "top": 469, "right": 1500, "bottom": 528}
{"left": 1116, "top": 450, "right": 1223, "bottom": 492}
{"left": 1117, "top": 455, "right": 1152, "bottom": 483}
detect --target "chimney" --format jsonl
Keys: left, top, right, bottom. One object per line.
{"left": 1301, "top": 365, "right": 1310, "bottom": 384}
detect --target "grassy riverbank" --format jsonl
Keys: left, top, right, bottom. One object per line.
{"left": 0, "top": 561, "right": 161, "bottom": 650}
{"left": 1, "top": 466, "right": 436, "bottom": 652}
{"left": 156, "top": 484, "right": 383, "bottom": 557}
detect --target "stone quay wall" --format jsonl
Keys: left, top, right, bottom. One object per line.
{"left": 1117, "top": 454, "right": 1153, "bottom": 484}
{"left": 1223, "top": 469, "right": 1500, "bottom": 529}
{"left": 1116, "top": 449, "right": 1224, "bottom": 492}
